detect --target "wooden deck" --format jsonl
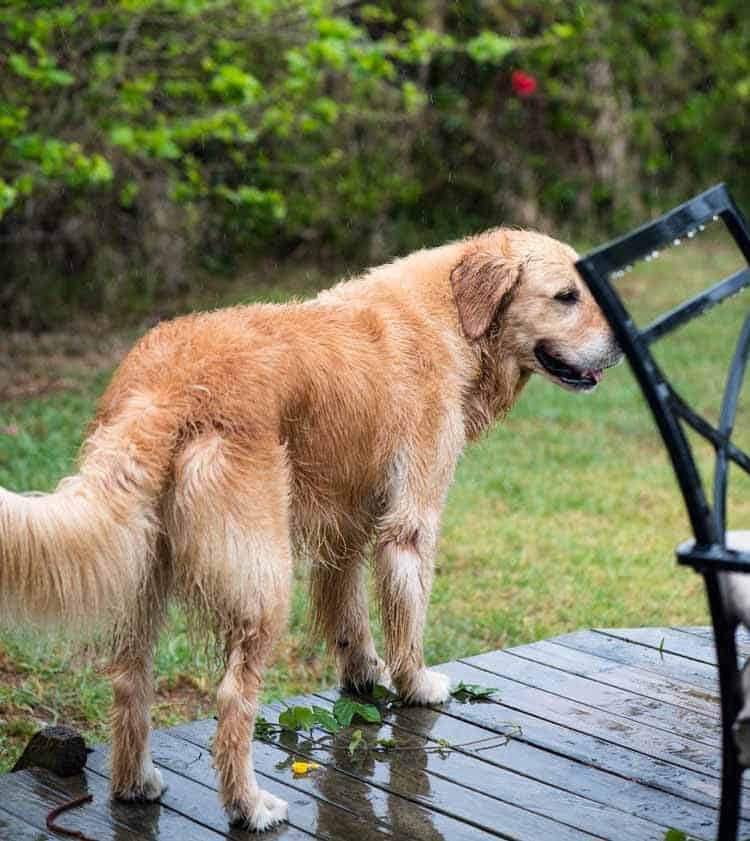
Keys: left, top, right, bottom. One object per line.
{"left": 2, "top": 626, "right": 748, "bottom": 841}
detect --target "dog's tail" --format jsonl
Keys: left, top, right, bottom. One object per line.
{"left": 0, "top": 392, "right": 179, "bottom": 630}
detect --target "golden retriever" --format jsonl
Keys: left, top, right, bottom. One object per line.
{"left": 0, "top": 228, "right": 620, "bottom": 831}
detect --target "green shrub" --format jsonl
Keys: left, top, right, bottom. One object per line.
{"left": 1, "top": 1, "right": 749, "bottom": 326}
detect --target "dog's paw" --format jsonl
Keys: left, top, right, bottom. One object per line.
{"left": 341, "top": 654, "right": 390, "bottom": 695}
{"left": 141, "top": 765, "right": 167, "bottom": 801}
{"left": 114, "top": 765, "right": 166, "bottom": 802}
{"left": 228, "top": 789, "right": 288, "bottom": 833}
{"left": 401, "top": 669, "right": 451, "bottom": 705}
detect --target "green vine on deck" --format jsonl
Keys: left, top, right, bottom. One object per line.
{"left": 253, "top": 681, "right": 521, "bottom": 768}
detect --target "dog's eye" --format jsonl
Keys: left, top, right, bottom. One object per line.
{"left": 554, "top": 289, "right": 579, "bottom": 304}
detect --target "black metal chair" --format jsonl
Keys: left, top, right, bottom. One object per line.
{"left": 575, "top": 183, "right": 750, "bottom": 841}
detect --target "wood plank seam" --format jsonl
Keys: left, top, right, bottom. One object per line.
{"left": 502, "top": 644, "right": 722, "bottom": 727}
{"left": 593, "top": 628, "right": 724, "bottom": 665}
{"left": 451, "top": 658, "right": 729, "bottom": 784}
{"left": 465, "top": 649, "right": 721, "bottom": 749}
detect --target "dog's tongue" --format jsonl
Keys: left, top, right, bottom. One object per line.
{"left": 589, "top": 369, "right": 604, "bottom": 383}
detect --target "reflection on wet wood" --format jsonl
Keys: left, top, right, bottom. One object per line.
{"left": 378, "top": 698, "right": 721, "bottom": 841}
{"left": 258, "top": 698, "right": 600, "bottom": 841}
{"left": 171, "top": 713, "right": 496, "bottom": 840}
{"left": 439, "top": 658, "right": 725, "bottom": 779}
{"left": 303, "top": 692, "right": 663, "bottom": 841}
{"left": 85, "top": 740, "right": 312, "bottom": 841}
{"left": 0, "top": 803, "right": 58, "bottom": 840}
{"left": 0, "top": 626, "right": 738, "bottom": 840}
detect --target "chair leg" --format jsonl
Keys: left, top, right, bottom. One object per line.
{"left": 705, "top": 571, "right": 743, "bottom": 841}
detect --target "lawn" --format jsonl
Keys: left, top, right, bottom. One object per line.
{"left": 1, "top": 230, "right": 747, "bottom": 772}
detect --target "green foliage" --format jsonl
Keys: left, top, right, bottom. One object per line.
{"left": 278, "top": 703, "right": 342, "bottom": 733}
{"left": 332, "top": 696, "right": 381, "bottom": 727}
{"left": 278, "top": 704, "right": 315, "bottom": 733}
{"left": 0, "top": 0, "right": 430, "bottom": 325}
{"left": 371, "top": 683, "right": 399, "bottom": 703}
{"left": 347, "top": 728, "right": 364, "bottom": 757}
{"left": 465, "top": 31, "right": 517, "bottom": 64}
{"left": 269, "top": 695, "right": 382, "bottom": 741}
{"left": 250, "top": 686, "right": 509, "bottom": 767}
{"left": 450, "top": 681, "right": 499, "bottom": 702}
{"left": 309, "top": 706, "right": 340, "bottom": 733}
{"left": 262, "top": 682, "right": 498, "bottom": 748}
{"left": 1, "top": 1, "right": 750, "bottom": 327}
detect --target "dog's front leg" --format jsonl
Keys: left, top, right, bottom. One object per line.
{"left": 375, "top": 520, "right": 450, "bottom": 705}
{"left": 311, "top": 554, "right": 387, "bottom": 693}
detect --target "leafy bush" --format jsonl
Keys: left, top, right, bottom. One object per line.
{"left": 1, "top": 1, "right": 749, "bottom": 326}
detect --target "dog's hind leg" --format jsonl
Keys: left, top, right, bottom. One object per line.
{"left": 215, "top": 606, "right": 289, "bottom": 831}
{"left": 309, "top": 538, "right": 386, "bottom": 693}
{"left": 168, "top": 434, "right": 291, "bottom": 832}
{"left": 109, "top": 540, "right": 170, "bottom": 802}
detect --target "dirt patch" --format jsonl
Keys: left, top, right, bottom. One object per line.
{"left": 0, "top": 650, "right": 25, "bottom": 690}
{"left": 0, "top": 320, "right": 138, "bottom": 402}
{"left": 153, "top": 674, "right": 214, "bottom": 727}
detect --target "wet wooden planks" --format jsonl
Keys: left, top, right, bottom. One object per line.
{"left": 0, "top": 626, "right": 740, "bottom": 841}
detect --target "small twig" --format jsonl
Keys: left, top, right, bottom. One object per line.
{"left": 365, "top": 732, "right": 517, "bottom": 757}
{"left": 115, "top": 12, "right": 144, "bottom": 82}
{"left": 46, "top": 794, "right": 96, "bottom": 841}
{"left": 475, "top": 739, "right": 514, "bottom": 752}
{"left": 447, "top": 734, "right": 513, "bottom": 748}
{"left": 306, "top": 731, "right": 337, "bottom": 746}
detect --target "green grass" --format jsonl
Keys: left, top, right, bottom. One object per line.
{"left": 1, "top": 233, "right": 747, "bottom": 771}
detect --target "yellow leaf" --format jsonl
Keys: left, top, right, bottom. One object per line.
{"left": 291, "top": 761, "right": 321, "bottom": 776}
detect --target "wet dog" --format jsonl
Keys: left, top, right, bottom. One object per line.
{"left": 0, "top": 228, "right": 621, "bottom": 830}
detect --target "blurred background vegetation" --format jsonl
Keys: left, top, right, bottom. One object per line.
{"left": 2, "top": 0, "right": 750, "bottom": 328}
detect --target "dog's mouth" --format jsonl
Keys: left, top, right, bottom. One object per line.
{"left": 534, "top": 344, "right": 604, "bottom": 391}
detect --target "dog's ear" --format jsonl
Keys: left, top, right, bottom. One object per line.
{"left": 450, "top": 241, "right": 522, "bottom": 340}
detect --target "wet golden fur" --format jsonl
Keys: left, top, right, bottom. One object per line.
{"left": 0, "top": 228, "right": 619, "bottom": 830}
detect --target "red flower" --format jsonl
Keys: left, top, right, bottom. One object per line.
{"left": 511, "top": 70, "right": 537, "bottom": 98}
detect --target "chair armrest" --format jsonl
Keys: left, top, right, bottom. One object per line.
{"left": 677, "top": 538, "right": 750, "bottom": 572}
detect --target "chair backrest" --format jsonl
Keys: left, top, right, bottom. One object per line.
{"left": 575, "top": 184, "right": 750, "bottom": 554}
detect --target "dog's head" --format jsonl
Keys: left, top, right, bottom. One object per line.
{"left": 451, "top": 229, "right": 622, "bottom": 392}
